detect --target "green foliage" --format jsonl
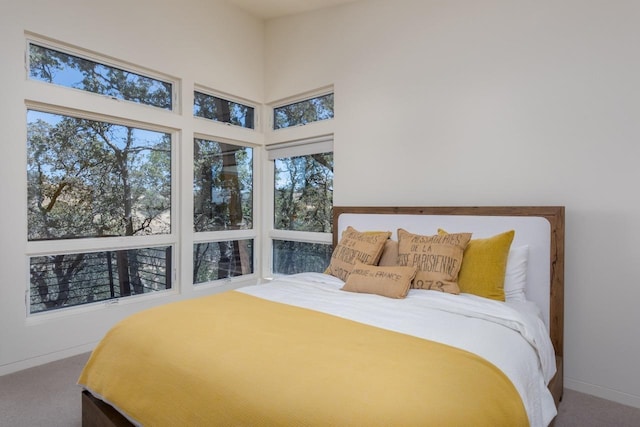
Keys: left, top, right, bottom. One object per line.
{"left": 26, "top": 44, "right": 174, "bottom": 311}
{"left": 274, "top": 93, "right": 334, "bottom": 129}
{"left": 29, "top": 247, "right": 171, "bottom": 313}
{"left": 272, "top": 240, "right": 333, "bottom": 275}
{"left": 274, "top": 152, "right": 333, "bottom": 233}
{"left": 193, "top": 240, "right": 253, "bottom": 284}
{"left": 29, "top": 43, "right": 171, "bottom": 109}
{"left": 273, "top": 152, "right": 333, "bottom": 274}
{"left": 192, "top": 139, "right": 254, "bottom": 285}
{"left": 193, "top": 91, "right": 254, "bottom": 128}
{"left": 27, "top": 112, "right": 171, "bottom": 240}
{"left": 193, "top": 139, "right": 253, "bottom": 232}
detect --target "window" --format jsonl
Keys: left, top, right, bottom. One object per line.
{"left": 193, "top": 138, "right": 255, "bottom": 284}
{"left": 272, "top": 240, "right": 333, "bottom": 275}
{"left": 274, "top": 152, "right": 333, "bottom": 233}
{"left": 27, "top": 110, "right": 171, "bottom": 240}
{"left": 273, "top": 93, "right": 334, "bottom": 130}
{"left": 26, "top": 109, "right": 173, "bottom": 313}
{"left": 193, "top": 138, "right": 253, "bottom": 231}
{"left": 30, "top": 247, "right": 172, "bottom": 313}
{"left": 268, "top": 137, "right": 334, "bottom": 275}
{"left": 193, "top": 240, "right": 253, "bottom": 284}
{"left": 25, "top": 36, "right": 179, "bottom": 316}
{"left": 194, "top": 90, "right": 255, "bottom": 129}
{"left": 28, "top": 43, "right": 173, "bottom": 110}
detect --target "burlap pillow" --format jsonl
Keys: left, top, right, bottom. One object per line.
{"left": 326, "top": 227, "right": 391, "bottom": 281}
{"left": 439, "top": 229, "right": 515, "bottom": 301}
{"left": 341, "top": 262, "right": 417, "bottom": 299}
{"left": 377, "top": 239, "right": 399, "bottom": 266}
{"left": 397, "top": 228, "right": 471, "bottom": 294}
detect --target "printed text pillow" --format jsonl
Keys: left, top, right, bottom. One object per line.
{"left": 397, "top": 228, "right": 471, "bottom": 294}
{"left": 341, "top": 262, "right": 417, "bottom": 298}
{"left": 326, "top": 227, "right": 391, "bottom": 281}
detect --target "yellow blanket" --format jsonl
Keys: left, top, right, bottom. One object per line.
{"left": 79, "top": 291, "right": 528, "bottom": 426}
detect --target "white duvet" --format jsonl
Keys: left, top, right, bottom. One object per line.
{"left": 238, "top": 272, "right": 558, "bottom": 427}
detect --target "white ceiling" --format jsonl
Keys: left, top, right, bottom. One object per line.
{"left": 225, "top": 0, "right": 358, "bottom": 19}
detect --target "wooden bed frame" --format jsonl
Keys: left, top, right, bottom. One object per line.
{"left": 333, "top": 206, "right": 565, "bottom": 408}
{"left": 82, "top": 205, "right": 565, "bottom": 426}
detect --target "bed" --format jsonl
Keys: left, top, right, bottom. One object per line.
{"left": 79, "top": 206, "right": 564, "bottom": 427}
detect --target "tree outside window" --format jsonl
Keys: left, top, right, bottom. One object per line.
{"left": 26, "top": 41, "right": 177, "bottom": 313}
{"left": 193, "top": 138, "right": 254, "bottom": 284}
{"left": 273, "top": 152, "right": 333, "bottom": 274}
{"left": 27, "top": 110, "right": 172, "bottom": 313}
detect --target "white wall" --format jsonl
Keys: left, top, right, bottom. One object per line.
{"left": 264, "top": 0, "right": 640, "bottom": 408}
{"left": 0, "top": 0, "right": 264, "bottom": 374}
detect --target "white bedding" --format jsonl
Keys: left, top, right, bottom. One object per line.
{"left": 238, "top": 272, "right": 557, "bottom": 427}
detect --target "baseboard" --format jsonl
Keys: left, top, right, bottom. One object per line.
{"left": 0, "top": 342, "right": 95, "bottom": 377}
{"left": 565, "top": 378, "right": 640, "bottom": 409}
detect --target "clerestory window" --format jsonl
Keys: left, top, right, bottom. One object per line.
{"left": 194, "top": 90, "right": 255, "bottom": 129}
{"left": 273, "top": 92, "right": 334, "bottom": 130}
{"left": 28, "top": 43, "right": 173, "bottom": 110}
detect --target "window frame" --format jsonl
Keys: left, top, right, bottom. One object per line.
{"left": 193, "top": 85, "right": 258, "bottom": 131}
{"left": 263, "top": 135, "right": 334, "bottom": 278}
{"left": 263, "top": 88, "right": 336, "bottom": 279}
{"left": 192, "top": 133, "right": 260, "bottom": 289}
{"left": 273, "top": 92, "right": 334, "bottom": 130}
{"left": 269, "top": 86, "right": 334, "bottom": 132}
{"left": 28, "top": 245, "right": 175, "bottom": 314}
{"left": 22, "top": 34, "right": 261, "bottom": 318}
{"left": 24, "top": 102, "right": 180, "bottom": 317}
{"left": 25, "top": 33, "right": 180, "bottom": 113}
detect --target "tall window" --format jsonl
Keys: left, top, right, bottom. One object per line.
{"left": 25, "top": 37, "right": 179, "bottom": 314}
{"left": 193, "top": 138, "right": 255, "bottom": 284}
{"left": 267, "top": 137, "right": 334, "bottom": 275}
{"left": 26, "top": 109, "right": 173, "bottom": 313}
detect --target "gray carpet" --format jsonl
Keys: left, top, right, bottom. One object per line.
{"left": 0, "top": 353, "right": 89, "bottom": 427}
{"left": 1, "top": 352, "right": 639, "bottom": 426}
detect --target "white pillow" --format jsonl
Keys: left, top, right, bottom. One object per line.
{"left": 504, "top": 245, "right": 528, "bottom": 302}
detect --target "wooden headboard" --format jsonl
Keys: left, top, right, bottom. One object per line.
{"left": 332, "top": 206, "right": 565, "bottom": 406}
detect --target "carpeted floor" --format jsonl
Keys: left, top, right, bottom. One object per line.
{"left": 0, "top": 353, "right": 89, "bottom": 427}
{"left": 1, "top": 352, "right": 639, "bottom": 426}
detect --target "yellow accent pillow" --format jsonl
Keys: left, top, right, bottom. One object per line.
{"left": 397, "top": 228, "right": 471, "bottom": 294}
{"left": 341, "top": 262, "right": 417, "bottom": 299}
{"left": 326, "top": 227, "right": 391, "bottom": 281}
{"left": 439, "top": 229, "right": 515, "bottom": 301}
